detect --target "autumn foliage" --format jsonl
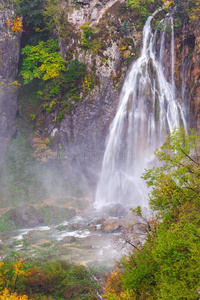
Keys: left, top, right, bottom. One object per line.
{"left": 0, "top": 259, "right": 99, "bottom": 299}
{"left": 0, "top": 260, "right": 29, "bottom": 299}
{"left": 104, "top": 271, "right": 136, "bottom": 300}
{"left": 0, "top": 289, "right": 28, "bottom": 300}
{"left": 7, "top": 16, "right": 23, "bottom": 33}
{"left": 33, "top": 137, "right": 56, "bottom": 162}
{"left": 162, "top": 0, "right": 175, "bottom": 8}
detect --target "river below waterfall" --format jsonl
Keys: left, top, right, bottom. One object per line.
{"left": 0, "top": 208, "right": 146, "bottom": 268}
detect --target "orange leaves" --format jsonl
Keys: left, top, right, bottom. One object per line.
{"left": 104, "top": 270, "right": 136, "bottom": 299}
{"left": 7, "top": 16, "right": 23, "bottom": 33}
{"left": 105, "top": 270, "right": 123, "bottom": 296}
{"left": 161, "top": 0, "right": 175, "bottom": 9}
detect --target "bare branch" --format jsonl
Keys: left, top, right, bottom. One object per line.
{"left": 180, "top": 148, "right": 200, "bottom": 166}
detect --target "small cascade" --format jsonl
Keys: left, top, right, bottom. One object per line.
{"left": 181, "top": 22, "right": 189, "bottom": 126}
{"left": 95, "top": 10, "right": 187, "bottom": 210}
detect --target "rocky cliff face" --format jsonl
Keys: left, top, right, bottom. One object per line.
{"left": 20, "top": 1, "right": 200, "bottom": 188}
{"left": 0, "top": 1, "right": 21, "bottom": 165}
{"left": 0, "top": 0, "right": 199, "bottom": 206}
{"left": 33, "top": 0, "right": 141, "bottom": 185}
{"left": 175, "top": 19, "right": 200, "bottom": 131}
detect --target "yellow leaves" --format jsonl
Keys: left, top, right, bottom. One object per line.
{"left": 9, "top": 81, "right": 21, "bottom": 87}
{"left": 0, "top": 289, "right": 28, "bottom": 300}
{"left": 20, "top": 40, "right": 66, "bottom": 84}
{"left": 35, "top": 27, "right": 42, "bottom": 32}
{"left": 161, "top": 0, "right": 175, "bottom": 9}
{"left": 190, "top": 1, "right": 200, "bottom": 20}
{"left": 117, "top": 290, "right": 136, "bottom": 300}
{"left": 105, "top": 270, "right": 121, "bottom": 293}
{"left": 104, "top": 290, "right": 135, "bottom": 300}
{"left": 119, "top": 40, "right": 128, "bottom": 51}
{"left": 11, "top": 260, "right": 26, "bottom": 290}
{"left": 7, "top": 16, "right": 23, "bottom": 33}
{"left": 82, "top": 76, "right": 92, "bottom": 93}
{"left": 33, "top": 136, "right": 57, "bottom": 162}
{"left": 30, "top": 114, "right": 36, "bottom": 121}
{"left": 13, "top": 260, "right": 26, "bottom": 277}
{"left": 0, "top": 260, "right": 28, "bottom": 294}
{"left": 0, "top": 262, "right": 9, "bottom": 289}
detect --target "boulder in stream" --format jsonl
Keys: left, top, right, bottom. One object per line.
{"left": 108, "top": 204, "right": 126, "bottom": 217}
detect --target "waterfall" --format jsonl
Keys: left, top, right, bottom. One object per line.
{"left": 95, "top": 11, "right": 187, "bottom": 210}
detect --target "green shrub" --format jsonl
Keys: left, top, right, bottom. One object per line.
{"left": 12, "top": 0, "right": 45, "bottom": 27}
{"left": 80, "top": 23, "right": 93, "bottom": 47}
{"left": 20, "top": 40, "right": 66, "bottom": 84}
{"left": 0, "top": 258, "right": 100, "bottom": 299}
{"left": 105, "top": 129, "right": 200, "bottom": 299}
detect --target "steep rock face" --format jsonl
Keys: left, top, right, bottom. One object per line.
{"left": 0, "top": 1, "right": 21, "bottom": 164}
{"left": 67, "top": 0, "right": 125, "bottom": 27}
{"left": 59, "top": 79, "right": 119, "bottom": 172}
{"left": 175, "top": 20, "right": 200, "bottom": 132}
{"left": 35, "top": 0, "right": 141, "bottom": 185}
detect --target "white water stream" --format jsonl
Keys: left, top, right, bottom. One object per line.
{"left": 95, "top": 11, "right": 187, "bottom": 209}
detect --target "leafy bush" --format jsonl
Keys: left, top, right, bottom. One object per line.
{"left": 126, "top": 0, "right": 157, "bottom": 18}
{"left": 143, "top": 128, "right": 200, "bottom": 218}
{"left": 0, "top": 259, "right": 100, "bottom": 299}
{"left": 43, "top": 0, "right": 74, "bottom": 39}
{"left": 20, "top": 40, "right": 66, "bottom": 84}
{"left": 20, "top": 36, "right": 86, "bottom": 116}
{"left": 80, "top": 23, "right": 93, "bottom": 47}
{"left": 64, "top": 59, "right": 86, "bottom": 90}
{"left": 0, "top": 289, "right": 28, "bottom": 300}
{"left": 12, "top": 0, "right": 45, "bottom": 27}
{"left": 104, "top": 129, "right": 200, "bottom": 299}
{"left": 7, "top": 16, "right": 23, "bottom": 33}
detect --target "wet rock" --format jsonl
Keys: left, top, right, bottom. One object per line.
{"left": 129, "top": 222, "right": 147, "bottom": 234}
{"left": 89, "top": 225, "right": 97, "bottom": 231}
{"left": 94, "top": 218, "right": 106, "bottom": 225}
{"left": 10, "top": 206, "right": 43, "bottom": 227}
{"left": 0, "top": 2, "right": 22, "bottom": 165}
{"left": 101, "top": 219, "right": 123, "bottom": 233}
{"left": 63, "top": 236, "right": 77, "bottom": 243}
{"left": 108, "top": 204, "right": 126, "bottom": 217}
{"left": 70, "top": 223, "right": 81, "bottom": 230}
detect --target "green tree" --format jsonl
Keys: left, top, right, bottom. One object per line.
{"left": 126, "top": 0, "right": 156, "bottom": 17}
{"left": 43, "top": 0, "right": 74, "bottom": 39}
{"left": 105, "top": 128, "right": 200, "bottom": 299}
{"left": 143, "top": 128, "right": 200, "bottom": 220}
{"left": 20, "top": 39, "right": 66, "bottom": 84}
{"left": 12, "top": 0, "right": 45, "bottom": 27}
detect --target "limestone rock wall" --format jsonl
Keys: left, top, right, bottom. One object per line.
{"left": 0, "top": 1, "right": 21, "bottom": 164}
{"left": 175, "top": 20, "right": 200, "bottom": 132}
{"left": 35, "top": 0, "right": 141, "bottom": 185}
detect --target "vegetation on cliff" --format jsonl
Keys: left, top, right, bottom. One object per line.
{"left": 104, "top": 128, "right": 200, "bottom": 299}
{"left": 12, "top": 0, "right": 142, "bottom": 126}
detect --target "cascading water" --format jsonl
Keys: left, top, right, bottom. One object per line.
{"left": 95, "top": 10, "right": 187, "bottom": 210}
